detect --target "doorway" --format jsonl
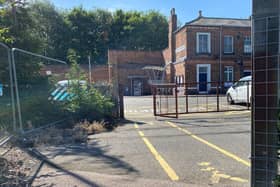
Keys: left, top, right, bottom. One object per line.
{"left": 197, "top": 64, "right": 211, "bottom": 93}
{"left": 132, "top": 79, "right": 142, "bottom": 96}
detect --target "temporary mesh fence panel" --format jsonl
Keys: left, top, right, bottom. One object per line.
{"left": 252, "top": 14, "right": 280, "bottom": 186}
{"left": 0, "top": 44, "right": 15, "bottom": 132}
{"left": 13, "top": 49, "right": 68, "bottom": 131}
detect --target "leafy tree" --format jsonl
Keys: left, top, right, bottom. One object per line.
{"left": 29, "top": 0, "right": 69, "bottom": 59}
{"left": 0, "top": 1, "right": 168, "bottom": 65}
{"left": 109, "top": 10, "right": 168, "bottom": 51}
{"left": 66, "top": 7, "right": 112, "bottom": 64}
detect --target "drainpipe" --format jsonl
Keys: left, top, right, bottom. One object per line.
{"left": 219, "top": 26, "right": 223, "bottom": 91}
{"left": 88, "top": 55, "right": 92, "bottom": 85}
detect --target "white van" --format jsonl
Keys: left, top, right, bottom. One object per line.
{"left": 226, "top": 76, "right": 251, "bottom": 104}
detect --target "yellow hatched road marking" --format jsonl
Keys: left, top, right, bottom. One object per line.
{"left": 167, "top": 122, "right": 250, "bottom": 167}
{"left": 134, "top": 124, "right": 179, "bottom": 181}
{"left": 198, "top": 162, "right": 248, "bottom": 184}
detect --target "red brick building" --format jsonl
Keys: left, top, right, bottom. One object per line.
{"left": 163, "top": 9, "right": 252, "bottom": 93}
{"left": 108, "top": 50, "right": 164, "bottom": 96}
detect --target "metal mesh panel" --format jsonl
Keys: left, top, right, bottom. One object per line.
{"left": 12, "top": 48, "right": 68, "bottom": 132}
{"left": 153, "top": 85, "right": 178, "bottom": 118}
{"left": 0, "top": 43, "right": 15, "bottom": 132}
{"left": 252, "top": 15, "right": 280, "bottom": 186}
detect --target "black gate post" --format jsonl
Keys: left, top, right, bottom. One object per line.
{"left": 185, "top": 82, "right": 188, "bottom": 114}
{"left": 175, "top": 84, "right": 178, "bottom": 118}
{"left": 217, "top": 82, "right": 220, "bottom": 112}
{"left": 152, "top": 86, "right": 157, "bottom": 117}
{"left": 119, "top": 84, "right": 124, "bottom": 119}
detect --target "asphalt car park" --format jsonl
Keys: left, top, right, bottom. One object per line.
{"left": 124, "top": 96, "right": 250, "bottom": 186}
{"left": 34, "top": 96, "right": 251, "bottom": 186}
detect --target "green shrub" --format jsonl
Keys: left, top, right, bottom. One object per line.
{"left": 62, "top": 62, "right": 114, "bottom": 122}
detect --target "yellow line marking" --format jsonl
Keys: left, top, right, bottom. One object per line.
{"left": 167, "top": 122, "right": 250, "bottom": 167}
{"left": 201, "top": 167, "right": 215, "bottom": 171}
{"left": 141, "top": 137, "right": 179, "bottom": 181}
{"left": 134, "top": 124, "right": 179, "bottom": 181}
{"left": 138, "top": 131, "right": 145, "bottom": 137}
{"left": 134, "top": 124, "right": 139, "bottom": 129}
{"left": 198, "top": 162, "right": 211, "bottom": 166}
{"left": 181, "top": 129, "right": 191, "bottom": 135}
{"left": 230, "top": 177, "right": 248, "bottom": 183}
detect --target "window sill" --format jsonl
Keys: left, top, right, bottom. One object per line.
{"left": 243, "top": 53, "right": 251, "bottom": 56}
{"left": 223, "top": 52, "right": 235, "bottom": 55}
{"left": 196, "top": 53, "right": 211, "bottom": 56}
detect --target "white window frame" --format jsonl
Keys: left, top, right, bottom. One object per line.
{"left": 224, "top": 66, "right": 234, "bottom": 82}
{"left": 224, "top": 35, "right": 234, "bottom": 54}
{"left": 196, "top": 32, "right": 211, "bottom": 54}
{"left": 244, "top": 36, "right": 252, "bottom": 54}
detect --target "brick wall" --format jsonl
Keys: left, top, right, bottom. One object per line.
{"left": 41, "top": 64, "right": 109, "bottom": 83}
{"left": 185, "top": 60, "right": 251, "bottom": 82}
{"left": 175, "top": 27, "right": 187, "bottom": 62}
{"left": 186, "top": 26, "right": 251, "bottom": 59}
{"left": 108, "top": 50, "right": 164, "bottom": 95}
{"left": 162, "top": 48, "right": 171, "bottom": 64}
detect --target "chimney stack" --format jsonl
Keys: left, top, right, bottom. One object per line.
{"left": 168, "top": 8, "right": 177, "bottom": 82}
{"left": 168, "top": 8, "right": 177, "bottom": 62}
{"left": 198, "top": 10, "right": 202, "bottom": 18}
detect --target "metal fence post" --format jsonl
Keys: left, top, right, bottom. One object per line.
{"left": 11, "top": 49, "right": 23, "bottom": 132}
{"left": 185, "top": 82, "right": 188, "bottom": 114}
{"left": 152, "top": 86, "right": 157, "bottom": 116}
{"left": 175, "top": 84, "right": 178, "bottom": 118}
{"left": 0, "top": 42, "right": 16, "bottom": 131}
{"left": 217, "top": 82, "right": 220, "bottom": 112}
{"left": 247, "top": 81, "right": 250, "bottom": 110}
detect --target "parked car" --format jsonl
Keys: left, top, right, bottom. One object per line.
{"left": 226, "top": 76, "right": 251, "bottom": 104}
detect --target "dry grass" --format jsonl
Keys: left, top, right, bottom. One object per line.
{"left": 77, "top": 120, "right": 107, "bottom": 135}
{"left": 28, "top": 121, "right": 108, "bottom": 146}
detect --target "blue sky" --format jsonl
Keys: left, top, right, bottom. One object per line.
{"left": 50, "top": 0, "right": 251, "bottom": 23}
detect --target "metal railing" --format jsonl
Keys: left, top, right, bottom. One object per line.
{"left": 152, "top": 81, "right": 251, "bottom": 118}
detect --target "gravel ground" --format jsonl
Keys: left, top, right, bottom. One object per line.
{"left": 0, "top": 142, "right": 40, "bottom": 186}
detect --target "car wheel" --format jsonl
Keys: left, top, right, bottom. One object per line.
{"left": 227, "top": 94, "right": 234, "bottom": 105}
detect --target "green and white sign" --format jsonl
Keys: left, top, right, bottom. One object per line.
{"left": 0, "top": 84, "right": 2, "bottom": 96}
